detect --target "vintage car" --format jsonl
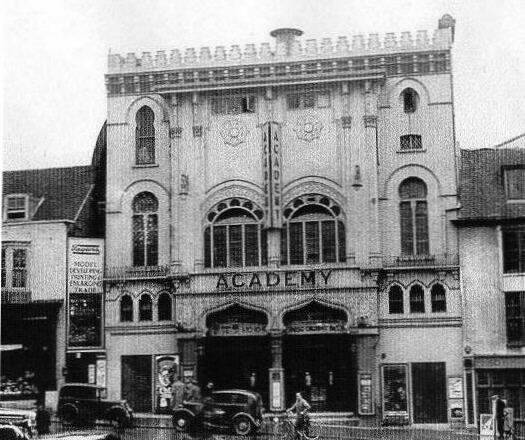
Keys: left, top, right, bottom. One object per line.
{"left": 0, "top": 424, "right": 31, "bottom": 440}
{"left": 57, "top": 383, "right": 133, "bottom": 428}
{"left": 172, "top": 389, "right": 264, "bottom": 436}
{"left": 0, "top": 408, "right": 36, "bottom": 437}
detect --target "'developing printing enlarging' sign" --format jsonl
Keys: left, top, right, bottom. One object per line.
{"left": 67, "top": 238, "right": 104, "bottom": 349}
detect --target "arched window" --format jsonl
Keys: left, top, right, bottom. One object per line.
{"left": 431, "top": 284, "right": 447, "bottom": 312}
{"left": 158, "top": 292, "right": 172, "bottom": 321}
{"left": 388, "top": 285, "right": 404, "bottom": 314}
{"left": 136, "top": 106, "right": 155, "bottom": 164}
{"left": 402, "top": 88, "right": 419, "bottom": 113}
{"left": 132, "top": 192, "right": 158, "bottom": 267}
{"left": 409, "top": 284, "right": 425, "bottom": 313}
{"left": 399, "top": 178, "right": 429, "bottom": 256}
{"left": 281, "top": 195, "right": 346, "bottom": 265}
{"left": 204, "top": 198, "right": 266, "bottom": 268}
{"left": 120, "top": 295, "right": 133, "bottom": 322}
{"left": 139, "top": 294, "right": 152, "bottom": 321}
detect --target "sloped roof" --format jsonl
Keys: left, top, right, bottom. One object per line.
{"left": 458, "top": 135, "right": 525, "bottom": 222}
{"left": 3, "top": 166, "right": 94, "bottom": 221}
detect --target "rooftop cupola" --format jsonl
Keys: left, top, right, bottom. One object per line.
{"left": 270, "top": 28, "right": 303, "bottom": 55}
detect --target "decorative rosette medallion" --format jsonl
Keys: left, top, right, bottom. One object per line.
{"left": 219, "top": 119, "right": 248, "bottom": 146}
{"left": 293, "top": 115, "right": 323, "bottom": 142}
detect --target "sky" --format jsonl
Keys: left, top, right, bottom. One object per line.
{"left": 2, "top": 0, "right": 524, "bottom": 171}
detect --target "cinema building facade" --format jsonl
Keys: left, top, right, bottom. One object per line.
{"left": 103, "top": 15, "right": 463, "bottom": 424}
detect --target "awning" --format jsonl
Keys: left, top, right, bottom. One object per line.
{"left": 0, "top": 344, "right": 23, "bottom": 352}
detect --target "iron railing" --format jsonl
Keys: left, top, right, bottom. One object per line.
{"left": 382, "top": 253, "right": 459, "bottom": 269}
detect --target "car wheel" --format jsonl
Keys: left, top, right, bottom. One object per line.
{"left": 233, "top": 415, "right": 253, "bottom": 436}
{"left": 173, "top": 413, "right": 192, "bottom": 432}
{"left": 61, "top": 405, "right": 79, "bottom": 425}
{"left": 110, "top": 411, "right": 129, "bottom": 429}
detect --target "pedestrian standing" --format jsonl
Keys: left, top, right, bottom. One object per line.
{"left": 35, "top": 402, "right": 51, "bottom": 435}
{"left": 493, "top": 394, "right": 506, "bottom": 439}
{"left": 171, "top": 376, "right": 185, "bottom": 409}
{"left": 203, "top": 381, "right": 214, "bottom": 399}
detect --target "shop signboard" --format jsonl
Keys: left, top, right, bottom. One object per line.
{"left": 67, "top": 238, "right": 104, "bottom": 349}
{"left": 358, "top": 372, "right": 374, "bottom": 415}
{"left": 155, "top": 355, "right": 179, "bottom": 413}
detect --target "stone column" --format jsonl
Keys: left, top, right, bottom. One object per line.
{"left": 363, "top": 81, "right": 382, "bottom": 266}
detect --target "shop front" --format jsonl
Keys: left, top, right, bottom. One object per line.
{"left": 0, "top": 301, "right": 61, "bottom": 403}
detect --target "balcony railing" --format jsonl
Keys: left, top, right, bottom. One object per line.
{"left": 104, "top": 265, "right": 170, "bottom": 281}
{"left": 1, "top": 289, "right": 32, "bottom": 304}
{"left": 382, "top": 253, "right": 459, "bottom": 269}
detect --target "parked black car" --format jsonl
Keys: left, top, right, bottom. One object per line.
{"left": 57, "top": 383, "right": 133, "bottom": 428}
{"left": 172, "top": 389, "right": 264, "bottom": 435}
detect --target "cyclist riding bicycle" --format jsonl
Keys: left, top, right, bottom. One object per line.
{"left": 287, "top": 392, "right": 311, "bottom": 438}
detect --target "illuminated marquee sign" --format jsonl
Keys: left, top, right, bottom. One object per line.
{"left": 262, "top": 122, "right": 282, "bottom": 228}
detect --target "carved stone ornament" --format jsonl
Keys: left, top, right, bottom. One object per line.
{"left": 170, "top": 126, "right": 183, "bottom": 138}
{"left": 193, "top": 125, "right": 203, "bottom": 137}
{"left": 180, "top": 174, "right": 189, "bottom": 194}
{"left": 219, "top": 119, "right": 248, "bottom": 146}
{"left": 293, "top": 114, "right": 323, "bottom": 142}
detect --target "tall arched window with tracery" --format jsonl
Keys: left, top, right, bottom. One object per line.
{"left": 204, "top": 198, "right": 267, "bottom": 268}
{"left": 136, "top": 106, "right": 155, "bottom": 165}
{"left": 399, "top": 178, "right": 429, "bottom": 256}
{"left": 281, "top": 195, "right": 346, "bottom": 265}
{"left": 132, "top": 192, "right": 158, "bottom": 267}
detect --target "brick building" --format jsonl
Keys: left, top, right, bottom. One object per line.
{"left": 102, "top": 15, "right": 462, "bottom": 424}
{"left": 1, "top": 133, "right": 105, "bottom": 404}
{"left": 456, "top": 135, "right": 525, "bottom": 430}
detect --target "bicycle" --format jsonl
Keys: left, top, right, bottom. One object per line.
{"left": 276, "top": 412, "right": 320, "bottom": 440}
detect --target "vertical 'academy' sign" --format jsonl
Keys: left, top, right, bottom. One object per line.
{"left": 67, "top": 238, "right": 104, "bottom": 348}
{"left": 262, "top": 122, "right": 282, "bottom": 228}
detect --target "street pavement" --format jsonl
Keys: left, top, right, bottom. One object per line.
{"left": 48, "top": 419, "right": 480, "bottom": 440}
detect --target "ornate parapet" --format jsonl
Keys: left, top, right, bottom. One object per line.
{"left": 107, "top": 27, "right": 452, "bottom": 74}
{"left": 106, "top": 17, "right": 455, "bottom": 95}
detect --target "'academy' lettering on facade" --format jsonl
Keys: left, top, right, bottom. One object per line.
{"left": 216, "top": 270, "right": 333, "bottom": 290}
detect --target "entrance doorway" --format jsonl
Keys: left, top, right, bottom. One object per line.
{"left": 121, "top": 355, "right": 152, "bottom": 412}
{"left": 203, "top": 336, "right": 270, "bottom": 404}
{"left": 411, "top": 362, "right": 447, "bottom": 423}
{"left": 282, "top": 301, "right": 354, "bottom": 412}
{"left": 283, "top": 334, "right": 356, "bottom": 412}
{"left": 202, "top": 304, "right": 271, "bottom": 405}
